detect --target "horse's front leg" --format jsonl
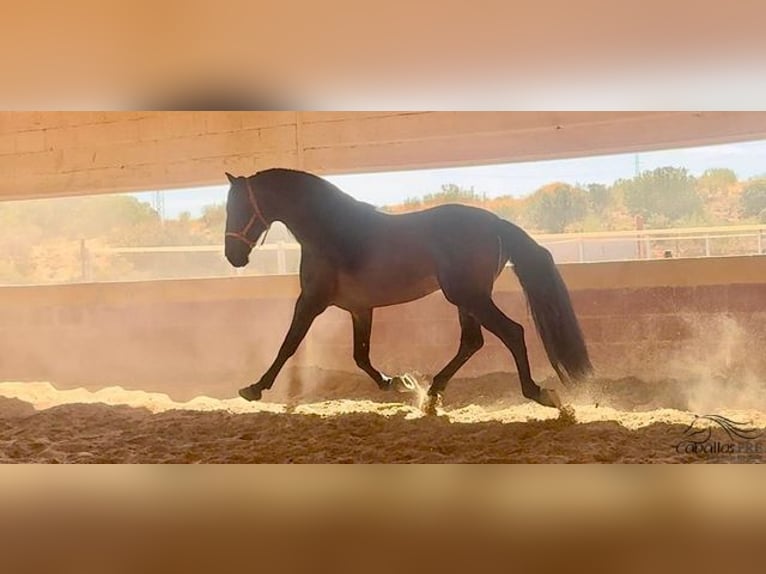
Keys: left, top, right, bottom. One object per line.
{"left": 351, "top": 308, "right": 421, "bottom": 394}
{"left": 351, "top": 308, "right": 392, "bottom": 391}
{"left": 239, "top": 293, "right": 327, "bottom": 401}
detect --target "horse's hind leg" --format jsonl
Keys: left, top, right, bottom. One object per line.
{"left": 428, "top": 308, "right": 484, "bottom": 396}
{"left": 438, "top": 269, "right": 559, "bottom": 410}
{"left": 351, "top": 308, "right": 392, "bottom": 391}
{"left": 464, "top": 297, "right": 560, "bottom": 408}
{"left": 422, "top": 307, "right": 484, "bottom": 415}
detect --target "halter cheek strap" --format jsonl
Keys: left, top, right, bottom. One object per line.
{"left": 225, "top": 178, "right": 270, "bottom": 248}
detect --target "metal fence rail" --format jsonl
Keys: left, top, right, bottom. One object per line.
{"left": 70, "top": 223, "right": 766, "bottom": 282}
{"left": 534, "top": 225, "right": 766, "bottom": 263}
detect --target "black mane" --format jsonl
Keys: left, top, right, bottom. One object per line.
{"left": 253, "top": 168, "right": 378, "bottom": 212}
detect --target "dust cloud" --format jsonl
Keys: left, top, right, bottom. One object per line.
{"left": 666, "top": 315, "right": 766, "bottom": 413}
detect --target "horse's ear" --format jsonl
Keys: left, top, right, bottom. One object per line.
{"left": 225, "top": 172, "right": 236, "bottom": 184}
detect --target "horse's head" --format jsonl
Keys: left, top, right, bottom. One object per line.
{"left": 224, "top": 172, "right": 270, "bottom": 267}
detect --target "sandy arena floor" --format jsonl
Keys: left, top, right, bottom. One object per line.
{"left": 1, "top": 370, "right": 764, "bottom": 463}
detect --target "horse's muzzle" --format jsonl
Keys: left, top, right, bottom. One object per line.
{"left": 226, "top": 253, "right": 249, "bottom": 268}
{"left": 225, "top": 245, "right": 250, "bottom": 268}
{"left": 224, "top": 234, "right": 254, "bottom": 267}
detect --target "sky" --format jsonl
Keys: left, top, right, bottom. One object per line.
{"left": 134, "top": 138, "right": 766, "bottom": 219}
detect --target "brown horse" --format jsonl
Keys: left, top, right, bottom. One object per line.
{"left": 224, "top": 168, "right": 592, "bottom": 413}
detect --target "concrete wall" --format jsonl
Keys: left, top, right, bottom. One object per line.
{"left": 4, "top": 111, "right": 766, "bottom": 200}
{"left": 1, "top": 256, "right": 765, "bottom": 401}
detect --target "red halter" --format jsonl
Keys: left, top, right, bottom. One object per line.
{"left": 225, "top": 178, "right": 270, "bottom": 248}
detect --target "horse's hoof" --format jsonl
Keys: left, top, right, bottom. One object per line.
{"left": 558, "top": 404, "right": 577, "bottom": 424}
{"left": 422, "top": 393, "right": 443, "bottom": 416}
{"left": 239, "top": 385, "right": 263, "bottom": 402}
{"left": 391, "top": 373, "right": 419, "bottom": 393}
{"left": 536, "top": 388, "right": 562, "bottom": 409}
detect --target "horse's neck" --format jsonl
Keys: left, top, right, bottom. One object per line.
{"left": 277, "top": 213, "right": 314, "bottom": 246}
{"left": 275, "top": 192, "right": 372, "bottom": 250}
{"left": 271, "top": 193, "right": 331, "bottom": 246}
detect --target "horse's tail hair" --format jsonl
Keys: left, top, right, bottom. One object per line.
{"left": 500, "top": 220, "right": 593, "bottom": 384}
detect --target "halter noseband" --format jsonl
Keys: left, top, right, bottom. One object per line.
{"left": 225, "top": 177, "right": 270, "bottom": 248}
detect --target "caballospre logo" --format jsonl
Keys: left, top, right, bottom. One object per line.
{"left": 675, "top": 414, "right": 763, "bottom": 457}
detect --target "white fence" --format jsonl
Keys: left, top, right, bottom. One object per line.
{"left": 534, "top": 224, "right": 766, "bottom": 263}
{"left": 78, "top": 223, "right": 766, "bottom": 281}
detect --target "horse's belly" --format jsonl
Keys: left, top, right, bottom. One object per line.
{"left": 334, "top": 268, "right": 440, "bottom": 309}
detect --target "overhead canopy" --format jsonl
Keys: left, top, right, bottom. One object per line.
{"left": 2, "top": 111, "right": 766, "bottom": 200}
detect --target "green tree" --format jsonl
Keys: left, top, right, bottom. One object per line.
{"left": 0, "top": 195, "right": 159, "bottom": 241}
{"left": 491, "top": 195, "right": 525, "bottom": 223}
{"left": 526, "top": 183, "right": 587, "bottom": 233}
{"left": 741, "top": 179, "right": 766, "bottom": 217}
{"left": 622, "top": 167, "right": 701, "bottom": 222}
{"left": 584, "top": 183, "right": 611, "bottom": 214}
{"left": 696, "top": 167, "right": 738, "bottom": 202}
{"left": 423, "top": 183, "right": 482, "bottom": 204}
{"left": 402, "top": 197, "right": 422, "bottom": 210}
{"left": 201, "top": 203, "right": 226, "bottom": 229}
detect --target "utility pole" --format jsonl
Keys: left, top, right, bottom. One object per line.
{"left": 153, "top": 191, "right": 166, "bottom": 223}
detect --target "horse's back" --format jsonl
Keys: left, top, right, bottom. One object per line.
{"left": 395, "top": 203, "right": 500, "bottom": 230}
{"left": 391, "top": 204, "right": 503, "bottom": 252}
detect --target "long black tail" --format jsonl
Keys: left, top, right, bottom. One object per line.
{"left": 500, "top": 221, "right": 593, "bottom": 384}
